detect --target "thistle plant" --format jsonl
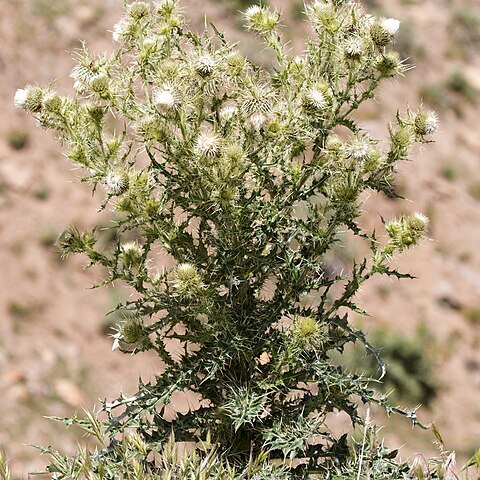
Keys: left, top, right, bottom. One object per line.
{"left": 15, "top": 0, "right": 437, "bottom": 477}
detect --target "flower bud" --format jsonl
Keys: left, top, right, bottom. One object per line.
{"left": 389, "top": 125, "right": 413, "bottom": 160}
{"left": 14, "top": 86, "right": 44, "bottom": 113}
{"left": 244, "top": 5, "right": 280, "bottom": 34}
{"left": 375, "top": 52, "right": 403, "bottom": 78}
{"left": 119, "top": 241, "right": 144, "bottom": 267}
{"left": 385, "top": 213, "right": 429, "bottom": 252}
{"left": 56, "top": 227, "right": 95, "bottom": 258}
{"left": 90, "top": 74, "right": 111, "bottom": 99}
{"left": 42, "top": 92, "right": 63, "bottom": 114}
{"left": 174, "top": 263, "right": 202, "bottom": 295}
{"left": 127, "top": 1, "right": 149, "bottom": 19}
{"left": 414, "top": 110, "right": 438, "bottom": 136}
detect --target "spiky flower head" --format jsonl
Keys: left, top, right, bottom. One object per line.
{"left": 302, "top": 88, "right": 327, "bottom": 112}
{"left": 42, "top": 92, "right": 63, "bottom": 114}
{"left": 135, "top": 115, "right": 161, "bottom": 143}
{"left": 244, "top": 5, "right": 279, "bottom": 34}
{"left": 112, "top": 18, "right": 135, "bottom": 43}
{"left": 152, "top": 86, "right": 180, "bottom": 113}
{"left": 195, "top": 52, "right": 217, "bottom": 77}
{"left": 127, "top": 1, "right": 150, "bottom": 19}
{"left": 247, "top": 112, "right": 269, "bottom": 132}
{"left": 290, "top": 316, "right": 322, "bottom": 351}
{"left": 406, "top": 212, "right": 429, "bottom": 232}
{"left": 242, "top": 84, "right": 274, "bottom": 116}
{"left": 155, "top": 0, "right": 177, "bottom": 17}
{"left": 175, "top": 263, "right": 198, "bottom": 282}
{"left": 113, "top": 317, "right": 151, "bottom": 352}
{"left": 56, "top": 227, "right": 93, "bottom": 258}
{"left": 385, "top": 213, "right": 429, "bottom": 252}
{"left": 376, "top": 52, "right": 404, "bottom": 78}
{"left": 370, "top": 18, "right": 400, "bottom": 46}
{"left": 344, "top": 36, "right": 365, "bottom": 59}
{"left": 119, "top": 241, "right": 144, "bottom": 267}
{"left": 389, "top": 125, "right": 414, "bottom": 160}
{"left": 345, "top": 135, "right": 372, "bottom": 160}
{"left": 195, "top": 132, "right": 221, "bottom": 157}
{"left": 105, "top": 171, "right": 129, "bottom": 195}
{"left": 89, "top": 74, "right": 111, "bottom": 99}
{"left": 414, "top": 110, "right": 439, "bottom": 136}
{"left": 14, "top": 86, "right": 44, "bottom": 112}
{"left": 218, "top": 104, "right": 237, "bottom": 123}
{"left": 174, "top": 262, "right": 202, "bottom": 295}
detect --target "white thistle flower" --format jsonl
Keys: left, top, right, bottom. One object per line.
{"left": 244, "top": 5, "right": 262, "bottom": 19}
{"left": 112, "top": 18, "right": 132, "bottom": 43}
{"left": 218, "top": 104, "right": 237, "bottom": 123}
{"left": 195, "top": 132, "right": 221, "bottom": 157}
{"left": 306, "top": 89, "right": 327, "bottom": 110}
{"left": 247, "top": 112, "right": 268, "bottom": 131}
{"left": 408, "top": 212, "right": 429, "bottom": 231}
{"left": 105, "top": 171, "right": 129, "bottom": 194}
{"left": 346, "top": 136, "right": 371, "bottom": 160}
{"left": 424, "top": 111, "right": 439, "bottom": 135}
{"left": 195, "top": 53, "right": 216, "bottom": 76}
{"left": 344, "top": 37, "right": 365, "bottom": 58}
{"left": 153, "top": 86, "right": 179, "bottom": 112}
{"left": 121, "top": 241, "right": 144, "bottom": 256}
{"left": 381, "top": 18, "right": 400, "bottom": 36}
{"left": 14, "top": 88, "right": 28, "bottom": 109}
{"left": 175, "top": 263, "right": 198, "bottom": 281}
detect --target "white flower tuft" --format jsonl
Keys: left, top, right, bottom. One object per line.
{"left": 14, "top": 88, "right": 28, "bottom": 109}
{"left": 244, "top": 5, "right": 262, "bottom": 19}
{"left": 380, "top": 17, "right": 400, "bottom": 36}
{"left": 195, "top": 132, "right": 221, "bottom": 157}
{"left": 195, "top": 53, "right": 216, "bottom": 76}
{"left": 346, "top": 136, "right": 371, "bottom": 160}
{"left": 218, "top": 104, "right": 237, "bottom": 123}
{"left": 106, "top": 171, "right": 129, "bottom": 194}
{"left": 153, "top": 86, "right": 179, "bottom": 112}
{"left": 247, "top": 112, "right": 268, "bottom": 131}
{"left": 424, "top": 111, "right": 439, "bottom": 135}
{"left": 306, "top": 89, "right": 327, "bottom": 110}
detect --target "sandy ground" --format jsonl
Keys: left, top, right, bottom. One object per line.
{"left": 1, "top": 0, "right": 480, "bottom": 476}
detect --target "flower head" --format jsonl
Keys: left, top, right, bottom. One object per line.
{"left": 345, "top": 135, "right": 372, "bottom": 160}
{"left": 381, "top": 17, "right": 400, "bottom": 36}
{"left": 244, "top": 5, "right": 279, "bottom": 34}
{"left": 414, "top": 110, "right": 438, "bottom": 136}
{"left": 195, "top": 53, "right": 216, "bottom": 76}
{"left": 153, "top": 86, "right": 180, "bottom": 113}
{"left": 106, "top": 171, "right": 129, "bottom": 195}
{"left": 119, "top": 241, "right": 145, "bottom": 267}
{"left": 14, "top": 86, "right": 44, "bottom": 112}
{"left": 195, "top": 132, "right": 221, "bottom": 157}
{"left": 14, "top": 88, "right": 28, "bottom": 109}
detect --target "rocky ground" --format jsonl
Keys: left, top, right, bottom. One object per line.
{"left": 1, "top": 0, "right": 480, "bottom": 476}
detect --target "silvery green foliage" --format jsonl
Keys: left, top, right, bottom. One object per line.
{"left": 16, "top": 0, "right": 437, "bottom": 477}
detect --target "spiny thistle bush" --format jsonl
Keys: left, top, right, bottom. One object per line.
{"left": 13, "top": 0, "right": 440, "bottom": 477}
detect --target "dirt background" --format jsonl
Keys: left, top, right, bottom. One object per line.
{"left": 1, "top": 0, "right": 480, "bottom": 476}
